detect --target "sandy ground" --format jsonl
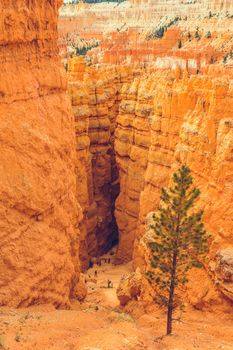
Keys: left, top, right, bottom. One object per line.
{"left": 1, "top": 251, "right": 233, "bottom": 350}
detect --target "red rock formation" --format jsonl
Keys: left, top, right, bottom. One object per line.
{"left": 115, "top": 67, "right": 233, "bottom": 305}
{"left": 59, "top": 0, "right": 233, "bottom": 307}
{"left": 0, "top": 0, "right": 83, "bottom": 307}
{"left": 67, "top": 58, "right": 142, "bottom": 267}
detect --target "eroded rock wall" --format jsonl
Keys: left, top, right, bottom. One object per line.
{"left": 58, "top": 0, "right": 233, "bottom": 306}
{"left": 66, "top": 53, "right": 233, "bottom": 305}
{"left": 115, "top": 67, "right": 233, "bottom": 305}
{"left": 0, "top": 0, "right": 82, "bottom": 307}
{"left": 68, "top": 58, "right": 141, "bottom": 266}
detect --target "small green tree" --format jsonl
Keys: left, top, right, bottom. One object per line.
{"left": 146, "top": 165, "right": 209, "bottom": 335}
{"left": 195, "top": 28, "right": 201, "bottom": 39}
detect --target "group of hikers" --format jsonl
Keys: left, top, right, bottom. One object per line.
{"left": 89, "top": 257, "right": 111, "bottom": 269}
{"left": 88, "top": 256, "right": 114, "bottom": 288}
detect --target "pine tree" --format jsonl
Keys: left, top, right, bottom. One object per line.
{"left": 146, "top": 165, "right": 209, "bottom": 335}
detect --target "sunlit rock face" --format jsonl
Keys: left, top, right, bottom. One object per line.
{"left": 115, "top": 67, "right": 233, "bottom": 305}
{"left": 59, "top": 0, "right": 233, "bottom": 307}
{"left": 0, "top": 0, "right": 83, "bottom": 307}
{"left": 66, "top": 53, "right": 233, "bottom": 306}
{"left": 59, "top": 0, "right": 233, "bottom": 66}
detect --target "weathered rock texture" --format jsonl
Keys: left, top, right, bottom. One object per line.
{"left": 59, "top": 1, "right": 233, "bottom": 66}
{"left": 67, "top": 58, "right": 141, "bottom": 268}
{"left": 115, "top": 67, "right": 233, "bottom": 305}
{"left": 117, "top": 268, "right": 142, "bottom": 306}
{"left": 0, "top": 0, "right": 82, "bottom": 307}
{"left": 54, "top": 0, "right": 233, "bottom": 309}
{"left": 66, "top": 50, "right": 233, "bottom": 305}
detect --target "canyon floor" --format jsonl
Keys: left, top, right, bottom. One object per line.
{"left": 0, "top": 252, "right": 233, "bottom": 350}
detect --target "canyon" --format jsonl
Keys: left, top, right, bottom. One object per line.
{"left": 62, "top": 0, "right": 233, "bottom": 308}
{"left": 0, "top": 0, "right": 233, "bottom": 349}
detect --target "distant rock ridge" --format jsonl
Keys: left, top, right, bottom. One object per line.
{"left": 59, "top": 0, "right": 233, "bottom": 67}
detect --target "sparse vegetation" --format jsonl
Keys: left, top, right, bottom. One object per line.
{"left": 146, "top": 17, "right": 180, "bottom": 41}
{"left": 223, "top": 51, "right": 233, "bottom": 64}
{"left": 195, "top": 27, "right": 201, "bottom": 40}
{"left": 76, "top": 42, "right": 99, "bottom": 56}
{"left": 146, "top": 165, "right": 209, "bottom": 335}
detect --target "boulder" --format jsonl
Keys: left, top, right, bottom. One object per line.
{"left": 117, "top": 268, "right": 142, "bottom": 306}
{"left": 215, "top": 247, "right": 233, "bottom": 301}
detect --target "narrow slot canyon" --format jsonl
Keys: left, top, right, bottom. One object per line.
{"left": 69, "top": 61, "right": 141, "bottom": 270}
{"left": 1, "top": 1, "right": 233, "bottom": 349}
{"left": 69, "top": 62, "right": 120, "bottom": 270}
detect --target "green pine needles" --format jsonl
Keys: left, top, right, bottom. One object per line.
{"left": 146, "top": 165, "right": 210, "bottom": 335}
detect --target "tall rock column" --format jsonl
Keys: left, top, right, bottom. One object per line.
{"left": 0, "top": 0, "right": 81, "bottom": 307}
{"left": 115, "top": 75, "right": 156, "bottom": 263}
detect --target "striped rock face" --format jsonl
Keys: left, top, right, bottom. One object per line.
{"left": 0, "top": 0, "right": 83, "bottom": 307}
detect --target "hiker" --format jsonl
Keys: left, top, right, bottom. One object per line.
{"left": 94, "top": 270, "right": 98, "bottom": 277}
{"left": 108, "top": 258, "right": 111, "bottom": 264}
{"left": 107, "top": 279, "right": 111, "bottom": 288}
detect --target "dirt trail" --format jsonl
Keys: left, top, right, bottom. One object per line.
{"left": 86, "top": 250, "right": 133, "bottom": 308}
{"left": 0, "top": 251, "right": 233, "bottom": 349}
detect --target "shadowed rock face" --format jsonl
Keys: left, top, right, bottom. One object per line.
{"left": 67, "top": 58, "right": 142, "bottom": 268}
{"left": 0, "top": 0, "right": 83, "bottom": 307}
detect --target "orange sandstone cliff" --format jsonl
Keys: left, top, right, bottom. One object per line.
{"left": 67, "top": 57, "right": 142, "bottom": 268}
{"left": 0, "top": 0, "right": 83, "bottom": 307}
{"left": 1, "top": 0, "right": 232, "bottom": 312}
{"left": 115, "top": 67, "right": 233, "bottom": 306}
{"left": 68, "top": 55, "right": 233, "bottom": 307}
{"left": 60, "top": 0, "right": 233, "bottom": 308}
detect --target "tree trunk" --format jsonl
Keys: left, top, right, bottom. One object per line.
{"left": 167, "top": 252, "right": 177, "bottom": 335}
